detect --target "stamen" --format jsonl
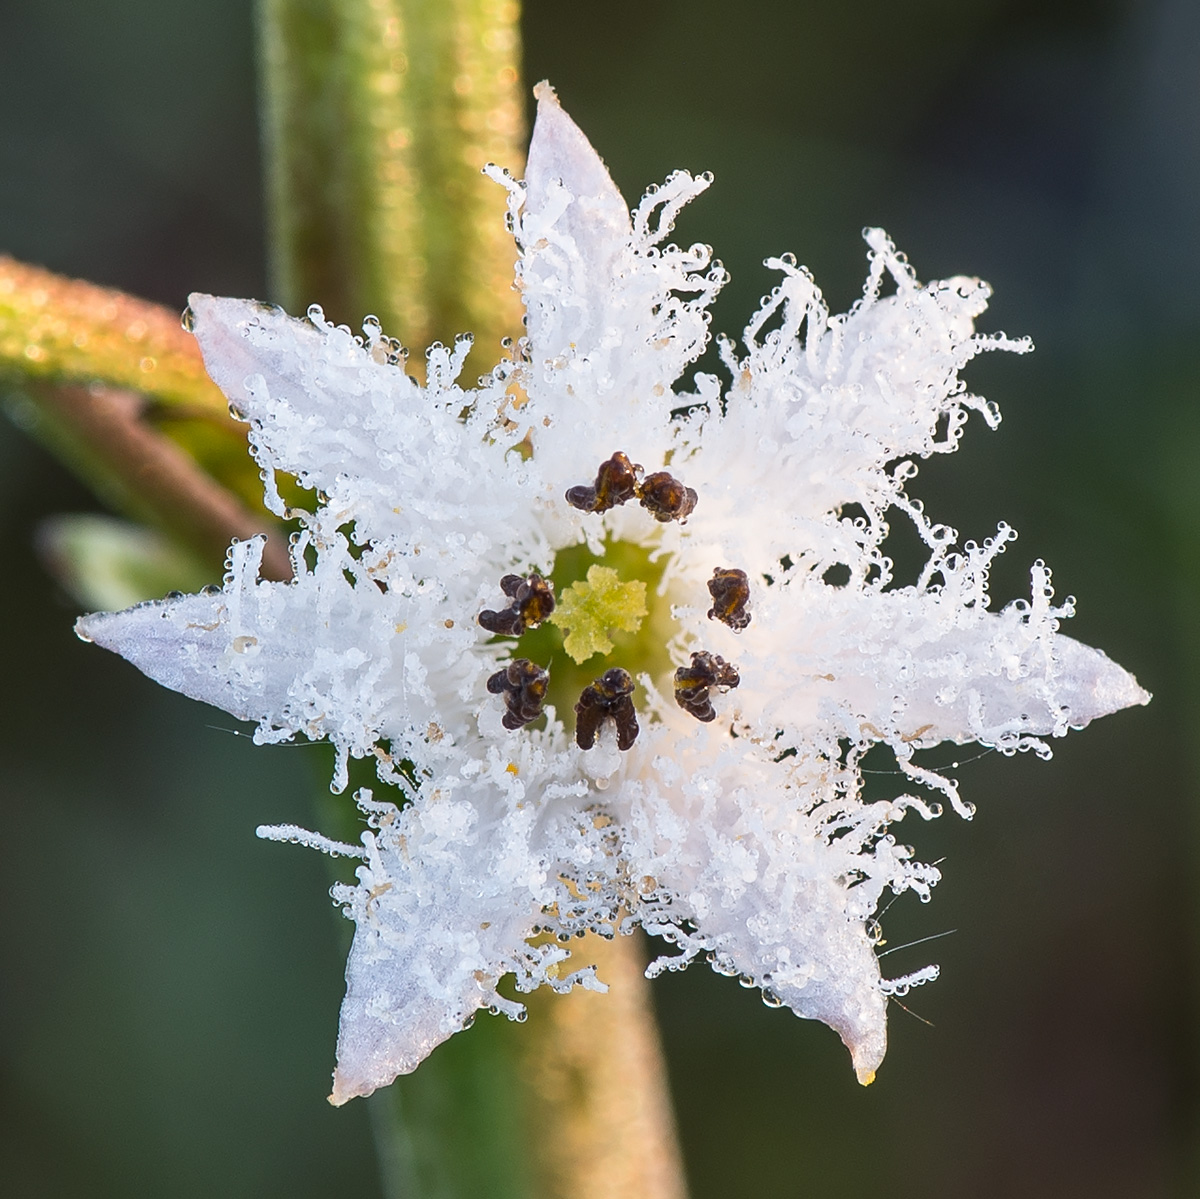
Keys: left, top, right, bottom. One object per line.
{"left": 674, "top": 651, "right": 740, "bottom": 722}
{"left": 565, "top": 451, "right": 640, "bottom": 513}
{"left": 565, "top": 451, "right": 698, "bottom": 524}
{"left": 486, "top": 658, "right": 550, "bottom": 730}
{"left": 478, "top": 573, "right": 555, "bottom": 636}
{"left": 707, "top": 567, "right": 751, "bottom": 631}
{"left": 637, "top": 471, "right": 697, "bottom": 524}
{"left": 574, "top": 667, "right": 639, "bottom": 751}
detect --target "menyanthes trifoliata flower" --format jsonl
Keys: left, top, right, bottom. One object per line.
{"left": 76, "top": 83, "right": 1149, "bottom": 1104}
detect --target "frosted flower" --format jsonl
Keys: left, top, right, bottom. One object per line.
{"left": 77, "top": 84, "right": 1148, "bottom": 1104}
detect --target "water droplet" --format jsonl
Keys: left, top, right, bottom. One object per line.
{"left": 180, "top": 305, "right": 195, "bottom": 332}
{"left": 307, "top": 303, "right": 325, "bottom": 324}
{"left": 165, "top": 590, "right": 184, "bottom": 600}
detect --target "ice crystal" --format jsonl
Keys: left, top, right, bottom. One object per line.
{"left": 76, "top": 83, "right": 1148, "bottom": 1103}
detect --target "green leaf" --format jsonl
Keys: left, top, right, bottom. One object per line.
{"left": 38, "top": 514, "right": 215, "bottom": 609}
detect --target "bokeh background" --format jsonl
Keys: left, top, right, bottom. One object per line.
{"left": 1, "top": 0, "right": 1196, "bottom": 1195}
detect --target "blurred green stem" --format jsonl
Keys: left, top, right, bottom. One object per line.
{"left": 258, "top": 2, "right": 688, "bottom": 1196}
{"left": 257, "top": 0, "right": 524, "bottom": 376}
{"left": 0, "top": 255, "right": 288, "bottom": 580}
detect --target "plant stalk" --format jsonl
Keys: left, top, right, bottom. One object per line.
{"left": 257, "top": 2, "right": 689, "bottom": 1196}
{"left": 257, "top": 0, "right": 524, "bottom": 377}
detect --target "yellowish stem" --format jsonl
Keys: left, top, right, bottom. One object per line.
{"left": 257, "top": 5, "right": 690, "bottom": 1195}
{"left": 0, "top": 257, "right": 286, "bottom": 573}
{"left": 521, "top": 932, "right": 689, "bottom": 1199}
{"left": 0, "top": 256, "right": 229, "bottom": 417}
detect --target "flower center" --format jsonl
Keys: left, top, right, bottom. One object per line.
{"left": 517, "top": 539, "right": 675, "bottom": 734}
{"left": 479, "top": 451, "right": 751, "bottom": 749}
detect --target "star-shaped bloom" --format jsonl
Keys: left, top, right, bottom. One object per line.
{"left": 77, "top": 84, "right": 1148, "bottom": 1104}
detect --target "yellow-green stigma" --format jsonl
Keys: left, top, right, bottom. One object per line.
{"left": 548, "top": 565, "right": 647, "bottom": 663}
{"left": 516, "top": 540, "right": 676, "bottom": 735}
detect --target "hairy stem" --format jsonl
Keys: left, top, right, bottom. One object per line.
{"left": 520, "top": 933, "right": 689, "bottom": 1199}
{"left": 258, "top": 4, "right": 688, "bottom": 1195}
{"left": 257, "top": 0, "right": 524, "bottom": 376}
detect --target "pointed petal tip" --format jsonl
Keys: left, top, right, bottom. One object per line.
{"left": 329, "top": 1043, "right": 424, "bottom": 1106}
{"left": 848, "top": 1032, "right": 885, "bottom": 1087}
{"left": 327, "top": 1071, "right": 368, "bottom": 1107}
{"left": 1049, "top": 636, "right": 1151, "bottom": 730}
{"left": 1091, "top": 650, "right": 1152, "bottom": 720}
{"left": 525, "top": 80, "right": 628, "bottom": 230}
{"left": 75, "top": 605, "right": 136, "bottom": 651}
{"left": 183, "top": 292, "right": 231, "bottom": 336}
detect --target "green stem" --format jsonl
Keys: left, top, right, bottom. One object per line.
{"left": 257, "top": 0, "right": 524, "bottom": 376}
{"left": 258, "top": 4, "right": 688, "bottom": 1196}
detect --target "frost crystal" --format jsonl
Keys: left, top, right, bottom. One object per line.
{"left": 76, "top": 83, "right": 1148, "bottom": 1103}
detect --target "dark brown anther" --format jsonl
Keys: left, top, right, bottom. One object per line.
{"left": 487, "top": 658, "right": 550, "bottom": 730}
{"left": 478, "top": 572, "right": 555, "bottom": 636}
{"left": 565, "top": 451, "right": 641, "bottom": 514}
{"left": 566, "top": 451, "right": 699, "bottom": 525}
{"left": 574, "top": 667, "right": 639, "bottom": 751}
{"left": 674, "top": 651, "right": 740, "bottom": 722}
{"left": 637, "top": 471, "right": 698, "bottom": 524}
{"left": 707, "top": 567, "right": 751, "bottom": 631}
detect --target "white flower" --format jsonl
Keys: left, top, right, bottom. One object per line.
{"left": 76, "top": 83, "right": 1148, "bottom": 1104}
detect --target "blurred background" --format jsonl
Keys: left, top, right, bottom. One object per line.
{"left": 0, "top": 0, "right": 1195, "bottom": 1194}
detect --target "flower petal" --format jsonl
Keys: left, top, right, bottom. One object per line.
{"left": 516, "top": 85, "right": 724, "bottom": 478}
{"left": 628, "top": 742, "right": 921, "bottom": 1082}
{"left": 690, "top": 230, "right": 1031, "bottom": 571}
{"left": 744, "top": 560, "right": 1148, "bottom": 816}
{"left": 525, "top": 81, "right": 630, "bottom": 255}
{"left": 187, "top": 294, "right": 529, "bottom": 546}
{"left": 327, "top": 773, "right": 596, "bottom": 1104}
{"left": 75, "top": 534, "right": 484, "bottom": 791}
{"left": 330, "top": 808, "right": 541, "bottom": 1104}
